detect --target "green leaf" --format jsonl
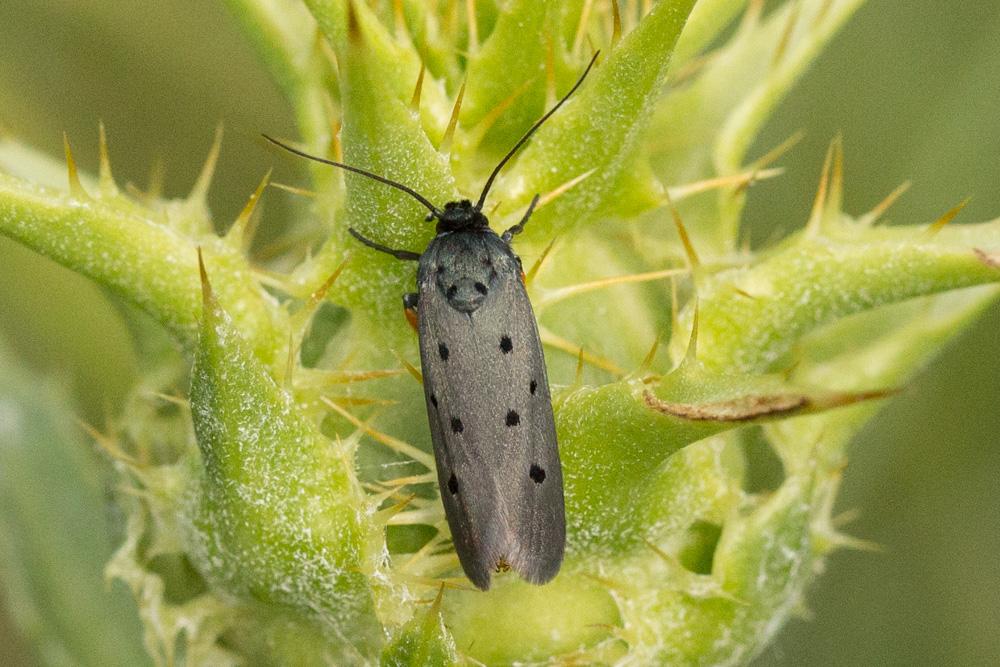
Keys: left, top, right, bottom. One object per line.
{"left": 671, "top": 0, "right": 749, "bottom": 69}
{"left": 295, "top": 0, "right": 457, "bottom": 334}
{"left": 221, "top": 0, "right": 333, "bottom": 145}
{"left": 554, "top": 363, "right": 873, "bottom": 558}
{"left": 491, "top": 0, "right": 699, "bottom": 235}
{"left": 556, "top": 380, "right": 723, "bottom": 554}
{"left": 651, "top": 0, "right": 868, "bottom": 253}
{"left": 765, "top": 286, "right": 1000, "bottom": 472}
{"left": 660, "top": 472, "right": 819, "bottom": 664}
{"left": 457, "top": 0, "right": 552, "bottom": 161}
{"left": 184, "top": 259, "right": 381, "bottom": 660}
{"left": 672, "top": 220, "right": 1000, "bottom": 374}
{"left": 0, "top": 148, "right": 287, "bottom": 365}
{"left": 442, "top": 574, "right": 621, "bottom": 665}
{"left": 381, "top": 589, "right": 456, "bottom": 667}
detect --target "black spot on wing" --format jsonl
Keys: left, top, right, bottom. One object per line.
{"left": 529, "top": 464, "right": 546, "bottom": 484}
{"left": 474, "top": 282, "right": 488, "bottom": 295}
{"left": 448, "top": 473, "right": 459, "bottom": 495}
{"left": 530, "top": 379, "right": 537, "bottom": 395}
{"left": 447, "top": 285, "right": 458, "bottom": 298}
{"left": 450, "top": 417, "right": 464, "bottom": 434}
{"left": 438, "top": 342, "right": 449, "bottom": 361}
{"left": 506, "top": 409, "right": 520, "bottom": 427}
{"left": 500, "top": 336, "right": 512, "bottom": 353}
{"left": 430, "top": 393, "right": 438, "bottom": 408}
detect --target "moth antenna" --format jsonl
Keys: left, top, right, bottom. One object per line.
{"left": 262, "top": 134, "right": 442, "bottom": 218}
{"left": 475, "top": 50, "right": 601, "bottom": 211}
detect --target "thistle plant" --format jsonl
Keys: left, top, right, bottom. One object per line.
{"left": 1, "top": 0, "right": 999, "bottom": 665}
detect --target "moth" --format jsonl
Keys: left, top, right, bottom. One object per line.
{"left": 265, "top": 52, "right": 598, "bottom": 590}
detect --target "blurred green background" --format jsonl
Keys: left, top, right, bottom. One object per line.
{"left": 0, "top": 1, "right": 998, "bottom": 665}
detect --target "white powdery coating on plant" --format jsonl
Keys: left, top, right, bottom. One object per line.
{"left": 177, "top": 295, "right": 385, "bottom": 659}
{"left": 5, "top": 0, "right": 999, "bottom": 662}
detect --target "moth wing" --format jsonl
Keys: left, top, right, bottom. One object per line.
{"left": 486, "top": 254, "right": 564, "bottom": 585}
{"left": 418, "top": 235, "right": 564, "bottom": 590}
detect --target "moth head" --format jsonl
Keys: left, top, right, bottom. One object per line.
{"left": 436, "top": 199, "right": 489, "bottom": 233}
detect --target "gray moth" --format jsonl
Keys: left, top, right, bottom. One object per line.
{"left": 264, "top": 52, "right": 598, "bottom": 590}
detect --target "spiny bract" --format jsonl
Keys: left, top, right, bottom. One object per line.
{"left": 1, "top": 0, "right": 999, "bottom": 665}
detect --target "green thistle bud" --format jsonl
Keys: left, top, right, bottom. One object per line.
{"left": 1, "top": 1, "right": 998, "bottom": 664}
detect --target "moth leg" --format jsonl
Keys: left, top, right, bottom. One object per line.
{"left": 402, "top": 292, "right": 419, "bottom": 331}
{"left": 349, "top": 228, "right": 421, "bottom": 261}
{"left": 501, "top": 194, "right": 541, "bottom": 244}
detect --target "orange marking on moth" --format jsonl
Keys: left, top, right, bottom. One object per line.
{"left": 405, "top": 305, "right": 419, "bottom": 331}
